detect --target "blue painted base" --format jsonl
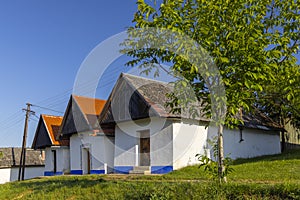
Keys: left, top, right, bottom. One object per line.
{"left": 113, "top": 166, "right": 173, "bottom": 174}
{"left": 44, "top": 171, "right": 64, "bottom": 176}
{"left": 70, "top": 170, "right": 83, "bottom": 175}
{"left": 90, "top": 170, "right": 105, "bottom": 174}
{"left": 114, "top": 166, "right": 133, "bottom": 174}
{"left": 151, "top": 166, "right": 173, "bottom": 174}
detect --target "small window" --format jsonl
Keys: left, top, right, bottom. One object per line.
{"left": 239, "top": 127, "right": 244, "bottom": 143}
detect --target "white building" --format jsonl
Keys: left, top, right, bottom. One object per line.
{"left": 99, "top": 73, "right": 282, "bottom": 174}
{"left": 31, "top": 114, "right": 70, "bottom": 176}
{"left": 0, "top": 148, "right": 44, "bottom": 184}
{"left": 59, "top": 95, "right": 114, "bottom": 175}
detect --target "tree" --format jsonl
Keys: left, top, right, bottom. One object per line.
{"left": 122, "top": 0, "right": 300, "bottom": 182}
{"left": 257, "top": 62, "right": 300, "bottom": 151}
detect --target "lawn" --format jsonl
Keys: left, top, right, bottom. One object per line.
{"left": 0, "top": 149, "right": 299, "bottom": 199}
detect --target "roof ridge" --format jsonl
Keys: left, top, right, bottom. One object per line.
{"left": 121, "top": 73, "right": 170, "bottom": 85}
{"left": 41, "top": 114, "right": 63, "bottom": 118}
{"left": 72, "top": 94, "right": 105, "bottom": 101}
{"left": 0, "top": 147, "right": 36, "bottom": 150}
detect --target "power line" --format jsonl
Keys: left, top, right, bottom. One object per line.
{"left": 33, "top": 114, "right": 40, "bottom": 120}
{"left": 31, "top": 104, "right": 64, "bottom": 114}
{"left": 0, "top": 118, "right": 24, "bottom": 132}
{"left": 0, "top": 110, "right": 23, "bottom": 126}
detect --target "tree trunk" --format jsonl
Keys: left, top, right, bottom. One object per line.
{"left": 281, "top": 131, "right": 285, "bottom": 152}
{"left": 218, "top": 124, "right": 227, "bottom": 183}
{"left": 279, "top": 112, "right": 285, "bottom": 153}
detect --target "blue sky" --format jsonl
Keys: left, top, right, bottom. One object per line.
{"left": 0, "top": 1, "right": 299, "bottom": 147}
{"left": 0, "top": 0, "right": 141, "bottom": 147}
{"left": 0, "top": 0, "right": 174, "bottom": 147}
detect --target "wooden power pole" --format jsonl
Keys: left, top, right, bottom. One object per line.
{"left": 18, "top": 103, "right": 35, "bottom": 181}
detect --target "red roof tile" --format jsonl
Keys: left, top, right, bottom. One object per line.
{"left": 73, "top": 95, "right": 106, "bottom": 116}
{"left": 42, "top": 115, "right": 69, "bottom": 146}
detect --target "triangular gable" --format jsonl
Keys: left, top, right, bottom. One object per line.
{"left": 31, "top": 116, "right": 52, "bottom": 149}
{"left": 31, "top": 115, "right": 67, "bottom": 149}
{"left": 99, "top": 73, "right": 161, "bottom": 124}
{"left": 42, "top": 115, "right": 63, "bottom": 145}
{"left": 59, "top": 95, "right": 106, "bottom": 137}
{"left": 59, "top": 95, "right": 91, "bottom": 136}
{"left": 73, "top": 95, "right": 106, "bottom": 129}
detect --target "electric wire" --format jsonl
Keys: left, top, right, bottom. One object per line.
{"left": 0, "top": 66, "right": 133, "bottom": 135}
{"left": 31, "top": 104, "right": 64, "bottom": 114}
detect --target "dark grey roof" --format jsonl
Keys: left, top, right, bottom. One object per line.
{"left": 100, "top": 73, "right": 282, "bottom": 131}
{"left": 99, "top": 73, "right": 207, "bottom": 124}
{"left": 0, "top": 148, "right": 44, "bottom": 168}
{"left": 241, "top": 109, "right": 283, "bottom": 131}
{"left": 124, "top": 73, "right": 174, "bottom": 118}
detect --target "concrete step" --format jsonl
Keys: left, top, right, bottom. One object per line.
{"left": 129, "top": 166, "right": 151, "bottom": 175}
{"left": 133, "top": 166, "right": 150, "bottom": 171}
{"left": 129, "top": 170, "right": 151, "bottom": 175}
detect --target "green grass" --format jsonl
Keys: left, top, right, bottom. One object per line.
{"left": 163, "top": 149, "right": 300, "bottom": 183}
{"left": 0, "top": 149, "right": 299, "bottom": 199}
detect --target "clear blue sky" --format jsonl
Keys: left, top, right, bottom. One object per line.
{"left": 0, "top": 0, "right": 140, "bottom": 147}
{"left": 0, "top": 1, "right": 299, "bottom": 147}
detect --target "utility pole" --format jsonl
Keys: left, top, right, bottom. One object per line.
{"left": 18, "top": 103, "right": 35, "bottom": 181}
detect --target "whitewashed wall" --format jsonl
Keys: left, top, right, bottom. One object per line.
{"left": 150, "top": 123, "right": 173, "bottom": 167}
{"left": 70, "top": 135, "right": 81, "bottom": 172}
{"left": 207, "top": 127, "right": 281, "bottom": 160}
{"left": 44, "top": 148, "right": 52, "bottom": 172}
{"left": 114, "top": 118, "right": 174, "bottom": 173}
{"left": 104, "top": 136, "right": 115, "bottom": 173}
{"left": 0, "top": 166, "right": 44, "bottom": 184}
{"left": 172, "top": 119, "right": 208, "bottom": 170}
{"left": 0, "top": 168, "right": 11, "bottom": 184}
{"left": 113, "top": 117, "right": 281, "bottom": 174}
{"left": 61, "top": 148, "right": 70, "bottom": 173}
{"left": 114, "top": 125, "right": 138, "bottom": 167}
{"left": 70, "top": 132, "right": 114, "bottom": 174}
{"left": 44, "top": 147, "right": 70, "bottom": 175}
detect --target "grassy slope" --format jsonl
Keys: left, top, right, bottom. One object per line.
{"left": 164, "top": 149, "right": 300, "bottom": 183}
{"left": 0, "top": 150, "right": 299, "bottom": 200}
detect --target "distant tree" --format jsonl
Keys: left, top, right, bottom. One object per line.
{"left": 123, "top": 0, "right": 300, "bottom": 182}
{"left": 257, "top": 62, "right": 300, "bottom": 151}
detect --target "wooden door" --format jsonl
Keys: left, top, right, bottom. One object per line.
{"left": 52, "top": 150, "right": 57, "bottom": 173}
{"left": 139, "top": 130, "right": 150, "bottom": 166}
{"left": 82, "top": 148, "right": 91, "bottom": 174}
{"left": 87, "top": 150, "right": 91, "bottom": 174}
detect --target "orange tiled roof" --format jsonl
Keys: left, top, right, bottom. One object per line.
{"left": 42, "top": 115, "right": 68, "bottom": 146}
{"left": 73, "top": 95, "right": 106, "bottom": 116}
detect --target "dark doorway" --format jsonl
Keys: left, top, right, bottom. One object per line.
{"left": 139, "top": 130, "right": 150, "bottom": 166}
{"left": 82, "top": 148, "right": 91, "bottom": 174}
{"left": 52, "top": 150, "right": 57, "bottom": 173}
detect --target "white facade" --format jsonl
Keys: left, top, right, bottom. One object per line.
{"left": 172, "top": 119, "right": 209, "bottom": 170}
{"left": 70, "top": 132, "right": 114, "bottom": 175}
{"left": 114, "top": 117, "right": 209, "bottom": 173}
{"left": 44, "top": 147, "right": 70, "bottom": 176}
{"left": 114, "top": 118, "right": 172, "bottom": 173}
{"left": 114, "top": 117, "right": 281, "bottom": 174}
{"left": 208, "top": 126, "right": 281, "bottom": 160}
{"left": 0, "top": 166, "right": 44, "bottom": 184}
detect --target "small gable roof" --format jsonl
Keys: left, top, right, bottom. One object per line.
{"left": 31, "top": 115, "right": 69, "bottom": 149}
{"left": 0, "top": 147, "right": 44, "bottom": 168}
{"left": 59, "top": 95, "right": 106, "bottom": 137}
{"left": 100, "top": 73, "right": 282, "bottom": 132}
